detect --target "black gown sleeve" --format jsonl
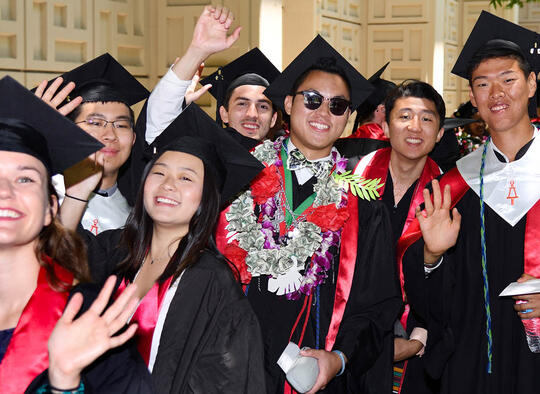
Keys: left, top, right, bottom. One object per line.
{"left": 151, "top": 253, "right": 265, "bottom": 394}
{"left": 25, "top": 284, "right": 154, "bottom": 394}
{"left": 332, "top": 200, "right": 402, "bottom": 391}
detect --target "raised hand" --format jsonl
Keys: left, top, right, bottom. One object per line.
{"left": 190, "top": 5, "right": 242, "bottom": 58}
{"left": 416, "top": 179, "right": 462, "bottom": 264}
{"left": 47, "top": 276, "right": 139, "bottom": 390}
{"left": 34, "top": 77, "right": 83, "bottom": 116}
{"left": 185, "top": 63, "right": 212, "bottom": 105}
{"left": 172, "top": 6, "right": 242, "bottom": 81}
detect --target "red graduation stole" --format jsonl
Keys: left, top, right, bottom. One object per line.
{"left": 349, "top": 123, "right": 389, "bottom": 141}
{"left": 354, "top": 148, "right": 441, "bottom": 314}
{"left": 0, "top": 259, "right": 73, "bottom": 394}
{"left": 116, "top": 276, "right": 173, "bottom": 365}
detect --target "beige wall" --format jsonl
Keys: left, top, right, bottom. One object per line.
{"left": 0, "top": 1, "right": 539, "bottom": 120}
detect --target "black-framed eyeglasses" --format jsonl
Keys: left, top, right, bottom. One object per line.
{"left": 295, "top": 90, "right": 351, "bottom": 116}
{"left": 76, "top": 117, "right": 133, "bottom": 131}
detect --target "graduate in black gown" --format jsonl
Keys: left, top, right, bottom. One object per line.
{"left": 401, "top": 12, "right": 540, "bottom": 394}
{"left": 61, "top": 103, "right": 266, "bottom": 394}
{"left": 352, "top": 80, "right": 447, "bottom": 394}
{"left": 217, "top": 35, "right": 402, "bottom": 394}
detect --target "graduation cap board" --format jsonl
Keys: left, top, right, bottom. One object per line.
{"left": 0, "top": 76, "right": 103, "bottom": 175}
{"left": 151, "top": 103, "right": 264, "bottom": 205}
{"left": 35, "top": 53, "right": 149, "bottom": 107}
{"left": 200, "top": 48, "right": 280, "bottom": 124}
{"left": 443, "top": 117, "right": 481, "bottom": 130}
{"left": 264, "top": 35, "right": 373, "bottom": 112}
{"left": 451, "top": 10, "right": 540, "bottom": 117}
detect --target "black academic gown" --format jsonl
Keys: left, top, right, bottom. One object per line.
{"left": 84, "top": 229, "right": 266, "bottom": 394}
{"left": 404, "top": 188, "right": 540, "bottom": 394}
{"left": 381, "top": 173, "right": 438, "bottom": 394}
{"left": 26, "top": 283, "right": 153, "bottom": 394}
{"left": 247, "top": 173, "right": 402, "bottom": 394}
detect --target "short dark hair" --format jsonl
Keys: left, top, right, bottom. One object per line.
{"left": 117, "top": 151, "right": 224, "bottom": 283}
{"left": 290, "top": 58, "right": 351, "bottom": 98}
{"left": 66, "top": 83, "right": 135, "bottom": 125}
{"left": 223, "top": 73, "right": 272, "bottom": 111}
{"left": 385, "top": 80, "right": 446, "bottom": 130}
{"left": 467, "top": 39, "right": 531, "bottom": 82}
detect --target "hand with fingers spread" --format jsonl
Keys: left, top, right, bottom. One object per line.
{"left": 300, "top": 348, "right": 344, "bottom": 394}
{"left": 513, "top": 274, "right": 540, "bottom": 319}
{"left": 34, "top": 77, "right": 83, "bottom": 116}
{"left": 189, "top": 5, "right": 241, "bottom": 59}
{"left": 185, "top": 63, "right": 212, "bottom": 105}
{"left": 172, "top": 5, "right": 242, "bottom": 81}
{"left": 47, "top": 276, "right": 139, "bottom": 390}
{"left": 416, "top": 180, "right": 462, "bottom": 265}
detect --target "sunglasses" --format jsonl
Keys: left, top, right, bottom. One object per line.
{"left": 295, "top": 90, "right": 352, "bottom": 116}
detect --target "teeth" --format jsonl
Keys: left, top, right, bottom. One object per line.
{"left": 242, "top": 124, "right": 258, "bottom": 129}
{"left": 156, "top": 197, "right": 178, "bottom": 205}
{"left": 309, "top": 122, "right": 329, "bottom": 130}
{"left": 0, "top": 209, "right": 20, "bottom": 218}
{"left": 491, "top": 105, "right": 507, "bottom": 111}
{"left": 406, "top": 138, "right": 422, "bottom": 144}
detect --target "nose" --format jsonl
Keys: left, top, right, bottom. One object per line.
{"left": 160, "top": 175, "right": 176, "bottom": 192}
{"left": 0, "top": 178, "right": 14, "bottom": 199}
{"left": 489, "top": 81, "right": 505, "bottom": 99}
{"left": 100, "top": 122, "right": 119, "bottom": 142}
{"left": 246, "top": 102, "right": 258, "bottom": 118}
{"left": 408, "top": 115, "right": 421, "bottom": 132}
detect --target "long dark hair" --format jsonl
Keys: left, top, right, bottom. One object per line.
{"left": 117, "top": 151, "right": 223, "bottom": 282}
{"left": 37, "top": 181, "right": 91, "bottom": 291}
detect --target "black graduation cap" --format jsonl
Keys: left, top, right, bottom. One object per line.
{"left": 199, "top": 48, "right": 280, "bottom": 124}
{"left": 150, "top": 103, "right": 264, "bottom": 205}
{"left": 264, "top": 35, "right": 373, "bottom": 112}
{"left": 35, "top": 53, "right": 149, "bottom": 107}
{"left": 451, "top": 11, "right": 540, "bottom": 117}
{"left": 353, "top": 62, "right": 395, "bottom": 131}
{"left": 0, "top": 76, "right": 103, "bottom": 175}
{"left": 443, "top": 117, "right": 480, "bottom": 130}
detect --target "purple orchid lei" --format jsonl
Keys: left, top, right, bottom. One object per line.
{"left": 256, "top": 138, "right": 349, "bottom": 300}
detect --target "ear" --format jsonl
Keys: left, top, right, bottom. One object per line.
{"left": 131, "top": 130, "right": 136, "bottom": 147}
{"left": 527, "top": 71, "right": 537, "bottom": 99}
{"left": 469, "top": 88, "right": 477, "bottom": 108}
{"left": 435, "top": 127, "right": 445, "bottom": 143}
{"left": 219, "top": 105, "right": 229, "bottom": 124}
{"left": 45, "top": 194, "right": 58, "bottom": 226}
{"left": 270, "top": 111, "right": 278, "bottom": 128}
{"left": 382, "top": 120, "right": 390, "bottom": 138}
{"left": 284, "top": 95, "right": 293, "bottom": 116}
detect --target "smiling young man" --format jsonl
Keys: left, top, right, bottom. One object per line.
{"left": 217, "top": 35, "right": 401, "bottom": 394}
{"left": 36, "top": 54, "right": 149, "bottom": 234}
{"left": 400, "top": 12, "right": 540, "bottom": 394}
{"left": 353, "top": 80, "right": 445, "bottom": 394}
{"left": 144, "top": 6, "right": 279, "bottom": 151}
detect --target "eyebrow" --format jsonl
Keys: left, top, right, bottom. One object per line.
{"left": 472, "top": 69, "right": 517, "bottom": 82}
{"left": 234, "top": 96, "right": 272, "bottom": 104}
{"left": 17, "top": 165, "right": 43, "bottom": 175}
{"left": 153, "top": 162, "right": 199, "bottom": 175}
{"left": 86, "top": 112, "right": 132, "bottom": 121}
{"left": 397, "top": 107, "right": 436, "bottom": 115}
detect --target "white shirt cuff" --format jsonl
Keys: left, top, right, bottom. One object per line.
{"left": 409, "top": 327, "right": 428, "bottom": 357}
{"left": 146, "top": 67, "right": 192, "bottom": 144}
